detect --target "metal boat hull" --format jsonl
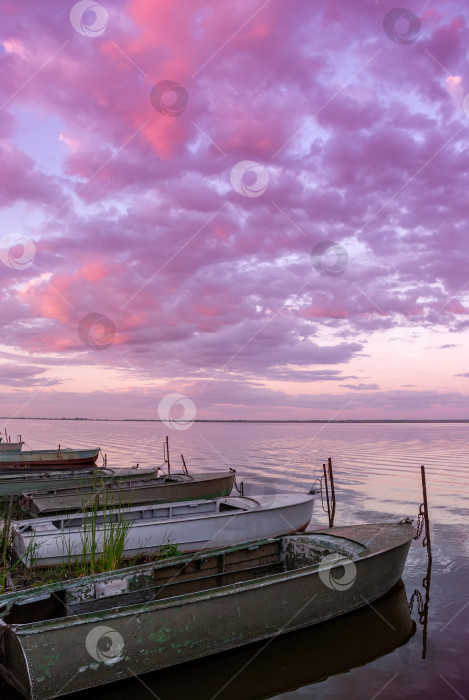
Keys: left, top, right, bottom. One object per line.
{"left": 0, "top": 522, "right": 415, "bottom": 700}
{"left": 0, "top": 469, "right": 157, "bottom": 502}
{"left": 57, "top": 579, "right": 415, "bottom": 700}
{"left": 20, "top": 471, "right": 236, "bottom": 515}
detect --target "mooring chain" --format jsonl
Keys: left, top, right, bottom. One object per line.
{"left": 408, "top": 588, "right": 424, "bottom": 615}
{"left": 413, "top": 503, "right": 425, "bottom": 541}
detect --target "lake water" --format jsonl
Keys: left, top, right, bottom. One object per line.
{"left": 1, "top": 419, "right": 468, "bottom": 699}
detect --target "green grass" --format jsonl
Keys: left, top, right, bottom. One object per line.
{"left": 0, "top": 489, "right": 182, "bottom": 592}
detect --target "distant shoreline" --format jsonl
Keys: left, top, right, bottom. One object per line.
{"left": 2, "top": 418, "right": 469, "bottom": 424}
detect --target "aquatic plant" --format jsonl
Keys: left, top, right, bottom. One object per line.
{"left": 1, "top": 498, "right": 39, "bottom": 593}
{"left": 2, "top": 484, "right": 183, "bottom": 591}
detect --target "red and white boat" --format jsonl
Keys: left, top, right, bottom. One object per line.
{"left": 0, "top": 448, "right": 100, "bottom": 470}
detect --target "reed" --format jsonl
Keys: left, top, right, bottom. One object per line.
{"left": 75, "top": 493, "right": 133, "bottom": 576}
{"left": 0, "top": 499, "right": 11, "bottom": 592}
{"left": 2, "top": 483, "right": 182, "bottom": 590}
{"left": 0, "top": 498, "right": 40, "bottom": 593}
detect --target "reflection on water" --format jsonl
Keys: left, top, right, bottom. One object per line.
{"left": 0, "top": 420, "right": 467, "bottom": 698}
{"left": 408, "top": 559, "right": 432, "bottom": 661}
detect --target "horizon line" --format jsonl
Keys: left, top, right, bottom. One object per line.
{"left": 2, "top": 417, "right": 469, "bottom": 424}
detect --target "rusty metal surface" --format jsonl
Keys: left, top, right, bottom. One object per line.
{"left": 0, "top": 522, "right": 414, "bottom": 700}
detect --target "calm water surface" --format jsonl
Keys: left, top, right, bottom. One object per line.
{"left": 1, "top": 420, "right": 468, "bottom": 699}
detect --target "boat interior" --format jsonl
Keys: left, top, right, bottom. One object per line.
{"left": 0, "top": 536, "right": 354, "bottom": 625}
{"left": 15, "top": 498, "right": 257, "bottom": 532}
{"left": 25, "top": 473, "right": 192, "bottom": 500}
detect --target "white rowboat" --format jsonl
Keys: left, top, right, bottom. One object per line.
{"left": 11, "top": 492, "right": 316, "bottom": 567}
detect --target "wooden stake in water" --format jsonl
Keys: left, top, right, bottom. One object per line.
{"left": 323, "top": 463, "right": 331, "bottom": 527}
{"left": 421, "top": 464, "right": 432, "bottom": 562}
{"left": 164, "top": 436, "right": 171, "bottom": 475}
{"left": 328, "top": 457, "right": 336, "bottom": 527}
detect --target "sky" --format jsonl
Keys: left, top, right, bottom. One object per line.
{"left": 1, "top": 0, "right": 469, "bottom": 421}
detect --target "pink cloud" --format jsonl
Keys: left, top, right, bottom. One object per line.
{"left": 1, "top": 0, "right": 469, "bottom": 417}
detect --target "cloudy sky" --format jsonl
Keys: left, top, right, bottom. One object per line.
{"left": 1, "top": 0, "right": 469, "bottom": 420}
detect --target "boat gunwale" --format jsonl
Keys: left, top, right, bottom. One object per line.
{"left": 0, "top": 448, "right": 100, "bottom": 457}
{"left": 0, "top": 523, "right": 415, "bottom": 635}
{"left": 20, "top": 471, "right": 235, "bottom": 500}
{"left": 12, "top": 494, "right": 314, "bottom": 535}
{"left": 0, "top": 468, "right": 158, "bottom": 483}
{"left": 0, "top": 522, "right": 415, "bottom": 603}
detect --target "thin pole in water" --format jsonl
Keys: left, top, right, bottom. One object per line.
{"left": 328, "top": 457, "right": 336, "bottom": 527}
{"left": 165, "top": 436, "right": 171, "bottom": 475}
{"left": 421, "top": 464, "right": 432, "bottom": 562}
{"left": 323, "top": 463, "right": 331, "bottom": 527}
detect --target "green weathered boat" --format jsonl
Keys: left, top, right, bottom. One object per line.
{"left": 19, "top": 470, "right": 236, "bottom": 515}
{"left": 68, "top": 578, "right": 415, "bottom": 700}
{"left": 0, "top": 468, "right": 158, "bottom": 503}
{"left": 0, "top": 521, "right": 415, "bottom": 700}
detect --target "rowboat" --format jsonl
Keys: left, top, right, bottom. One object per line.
{"left": 19, "top": 470, "right": 236, "bottom": 515}
{"left": 72, "top": 579, "right": 415, "bottom": 700}
{"left": 0, "top": 521, "right": 415, "bottom": 700}
{"left": 0, "top": 468, "right": 159, "bottom": 503}
{"left": 0, "top": 448, "right": 100, "bottom": 470}
{"left": 11, "top": 493, "right": 316, "bottom": 567}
